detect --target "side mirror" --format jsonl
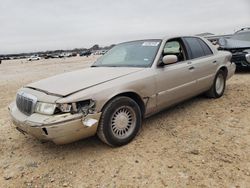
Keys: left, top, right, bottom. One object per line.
{"left": 162, "top": 55, "right": 178, "bottom": 65}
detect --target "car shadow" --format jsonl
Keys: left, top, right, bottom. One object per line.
{"left": 235, "top": 67, "right": 250, "bottom": 73}
{"left": 144, "top": 95, "right": 207, "bottom": 123}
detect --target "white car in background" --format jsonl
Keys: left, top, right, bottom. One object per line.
{"left": 59, "top": 53, "right": 72, "bottom": 58}
{"left": 28, "top": 55, "right": 41, "bottom": 61}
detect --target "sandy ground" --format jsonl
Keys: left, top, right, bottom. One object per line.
{"left": 0, "top": 56, "right": 249, "bottom": 188}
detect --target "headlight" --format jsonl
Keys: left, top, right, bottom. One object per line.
{"left": 246, "top": 54, "right": 250, "bottom": 63}
{"left": 35, "top": 102, "right": 56, "bottom": 115}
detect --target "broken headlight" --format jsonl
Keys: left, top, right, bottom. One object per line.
{"left": 55, "top": 100, "right": 96, "bottom": 115}
{"left": 75, "top": 99, "right": 96, "bottom": 115}
{"left": 57, "top": 103, "right": 72, "bottom": 113}
{"left": 35, "top": 100, "right": 96, "bottom": 115}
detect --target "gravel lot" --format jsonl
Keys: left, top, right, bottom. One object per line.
{"left": 0, "top": 56, "right": 249, "bottom": 187}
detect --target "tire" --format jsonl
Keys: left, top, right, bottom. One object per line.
{"left": 97, "top": 96, "right": 142, "bottom": 147}
{"left": 206, "top": 70, "right": 226, "bottom": 98}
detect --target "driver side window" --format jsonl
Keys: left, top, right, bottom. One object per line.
{"left": 163, "top": 40, "right": 186, "bottom": 62}
{"left": 164, "top": 41, "right": 180, "bottom": 54}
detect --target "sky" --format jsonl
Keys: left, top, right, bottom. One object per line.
{"left": 0, "top": 0, "right": 249, "bottom": 54}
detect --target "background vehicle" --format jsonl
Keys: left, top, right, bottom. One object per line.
{"left": 93, "top": 50, "right": 108, "bottom": 55}
{"left": 27, "top": 55, "right": 41, "bottom": 61}
{"left": 218, "top": 28, "right": 250, "bottom": 69}
{"left": 59, "top": 52, "right": 72, "bottom": 58}
{"left": 80, "top": 51, "right": 92, "bottom": 57}
{"left": 9, "top": 36, "right": 235, "bottom": 146}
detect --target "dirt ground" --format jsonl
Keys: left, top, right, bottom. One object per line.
{"left": 0, "top": 56, "right": 249, "bottom": 188}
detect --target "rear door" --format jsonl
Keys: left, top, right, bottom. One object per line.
{"left": 183, "top": 37, "right": 218, "bottom": 92}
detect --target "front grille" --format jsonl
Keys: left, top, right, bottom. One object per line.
{"left": 232, "top": 54, "right": 250, "bottom": 66}
{"left": 241, "top": 61, "right": 250, "bottom": 66}
{"left": 16, "top": 92, "right": 37, "bottom": 115}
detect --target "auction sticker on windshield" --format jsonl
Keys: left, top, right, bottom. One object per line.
{"left": 142, "top": 42, "right": 160, "bottom": 46}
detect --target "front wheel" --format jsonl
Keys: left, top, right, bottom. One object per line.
{"left": 206, "top": 70, "right": 226, "bottom": 98}
{"left": 97, "top": 96, "right": 142, "bottom": 147}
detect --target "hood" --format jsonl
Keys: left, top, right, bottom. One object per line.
{"left": 26, "top": 67, "right": 143, "bottom": 97}
{"left": 219, "top": 38, "right": 250, "bottom": 50}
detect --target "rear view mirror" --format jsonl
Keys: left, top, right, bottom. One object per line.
{"left": 162, "top": 55, "right": 178, "bottom": 65}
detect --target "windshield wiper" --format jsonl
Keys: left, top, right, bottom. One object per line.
{"left": 107, "top": 65, "right": 119, "bottom": 67}
{"left": 91, "top": 65, "right": 119, "bottom": 67}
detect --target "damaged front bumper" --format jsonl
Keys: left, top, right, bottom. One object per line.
{"left": 8, "top": 102, "right": 101, "bottom": 144}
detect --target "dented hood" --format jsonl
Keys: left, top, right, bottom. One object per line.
{"left": 26, "top": 67, "right": 143, "bottom": 96}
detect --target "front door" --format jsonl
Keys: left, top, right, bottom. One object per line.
{"left": 155, "top": 38, "right": 197, "bottom": 111}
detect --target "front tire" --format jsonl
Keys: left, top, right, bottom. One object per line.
{"left": 206, "top": 70, "right": 226, "bottom": 98}
{"left": 97, "top": 96, "right": 142, "bottom": 147}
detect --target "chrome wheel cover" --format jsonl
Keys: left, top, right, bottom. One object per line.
{"left": 111, "top": 106, "right": 136, "bottom": 139}
{"left": 215, "top": 74, "right": 225, "bottom": 95}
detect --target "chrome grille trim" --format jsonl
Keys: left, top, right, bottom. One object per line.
{"left": 16, "top": 91, "right": 37, "bottom": 115}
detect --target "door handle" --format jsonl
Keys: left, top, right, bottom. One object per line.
{"left": 189, "top": 66, "right": 195, "bottom": 70}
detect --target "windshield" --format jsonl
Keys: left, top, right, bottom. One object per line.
{"left": 92, "top": 40, "right": 161, "bottom": 67}
{"left": 231, "top": 31, "right": 250, "bottom": 41}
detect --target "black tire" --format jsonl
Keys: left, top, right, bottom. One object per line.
{"left": 206, "top": 70, "right": 226, "bottom": 98}
{"left": 97, "top": 96, "right": 142, "bottom": 147}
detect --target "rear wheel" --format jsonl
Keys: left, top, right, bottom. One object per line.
{"left": 206, "top": 70, "right": 226, "bottom": 98}
{"left": 97, "top": 96, "right": 142, "bottom": 147}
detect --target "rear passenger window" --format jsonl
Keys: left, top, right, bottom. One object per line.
{"left": 184, "top": 37, "right": 212, "bottom": 59}
{"left": 197, "top": 38, "right": 213, "bottom": 56}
